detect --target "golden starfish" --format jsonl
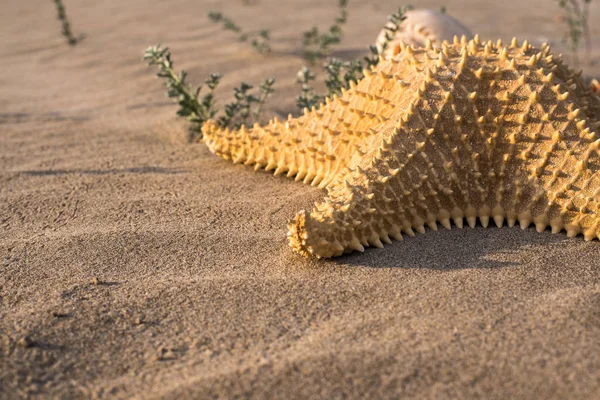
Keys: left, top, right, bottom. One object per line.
{"left": 202, "top": 36, "right": 600, "bottom": 258}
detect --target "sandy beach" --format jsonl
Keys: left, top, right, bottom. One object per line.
{"left": 2, "top": 0, "right": 600, "bottom": 398}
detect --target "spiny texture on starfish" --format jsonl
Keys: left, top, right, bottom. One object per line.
{"left": 375, "top": 9, "right": 472, "bottom": 59}
{"left": 202, "top": 36, "right": 600, "bottom": 258}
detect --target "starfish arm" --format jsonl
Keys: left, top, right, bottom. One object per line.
{"left": 201, "top": 99, "right": 365, "bottom": 188}
{"left": 288, "top": 113, "right": 600, "bottom": 258}
{"left": 201, "top": 64, "right": 412, "bottom": 188}
{"left": 288, "top": 41, "right": 600, "bottom": 258}
{"left": 202, "top": 117, "right": 334, "bottom": 186}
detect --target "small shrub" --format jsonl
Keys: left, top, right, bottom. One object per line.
{"left": 53, "top": 0, "right": 84, "bottom": 46}
{"left": 144, "top": 45, "right": 275, "bottom": 140}
{"left": 554, "top": 0, "right": 592, "bottom": 66}
{"left": 208, "top": 12, "right": 272, "bottom": 54}
{"left": 296, "top": 67, "right": 323, "bottom": 110}
{"left": 302, "top": 0, "right": 349, "bottom": 63}
{"left": 295, "top": 6, "right": 411, "bottom": 111}
{"left": 144, "top": 45, "right": 221, "bottom": 139}
{"left": 218, "top": 79, "right": 276, "bottom": 129}
{"left": 376, "top": 6, "right": 412, "bottom": 61}
{"left": 323, "top": 58, "right": 363, "bottom": 96}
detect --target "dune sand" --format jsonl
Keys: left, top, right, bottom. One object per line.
{"left": 2, "top": 0, "right": 600, "bottom": 398}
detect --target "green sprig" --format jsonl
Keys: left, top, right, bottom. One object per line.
{"left": 144, "top": 44, "right": 276, "bottom": 137}
{"left": 302, "top": 0, "right": 350, "bottom": 63}
{"left": 295, "top": 67, "right": 323, "bottom": 110}
{"left": 295, "top": 5, "right": 412, "bottom": 112}
{"left": 555, "top": 0, "right": 592, "bottom": 66}
{"left": 208, "top": 11, "right": 271, "bottom": 54}
{"left": 378, "top": 6, "right": 412, "bottom": 59}
{"left": 144, "top": 45, "right": 221, "bottom": 140}
{"left": 53, "top": 0, "right": 84, "bottom": 46}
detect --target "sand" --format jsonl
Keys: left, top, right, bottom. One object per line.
{"left": 2, "top": 0, "right": 600, "bottom": 398}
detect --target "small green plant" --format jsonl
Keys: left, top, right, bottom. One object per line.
{"left": 144, "top": 44, "right": 275, "bottom": 139}
{"left": 218, "top": 79, "right": 276, "bottom": 129}
{"left": 323, "top": 58, "right": 363, "bottom": 96}
{"left": 363, "top": 45, "right": 382, "bottom": 69}
{"left": 555, "top": 0, "right": 592, "bottom": 66}
{"left": 296, "top": 67, "right": 323, "bottom": 110}
{"left": 359, "top": 6, "right": 412, "bottom": 72}
{"left": 144, "top": 45, "right": 221, "bottom": 139}
{"left": 294, "top": 58, "right": 361, "bottom": 112}
{"left": 254, "top": 78, "right": 276, "bottom": 121}
{"left": 208, "top": 11, "right": 247, "bottom": 40}
{"left": 302, "top": 0, "right": 349, "bottom": 63}
{"left": 295, "top": 5, "right": 411, "bottom": 111}
{"left": 208, "top": 12, "right": 271, "bottom": 54}
{"left": 251, "top": 29, "right": 271, "bottom": 54}
{"left": 376, "top": 6, "right": 412, "bottom": 60}
{"left": 53, "top": 0, "right": 84, "bottom": 46}
{"left": 354, "top": 6, "right": 412, "bottom": 84}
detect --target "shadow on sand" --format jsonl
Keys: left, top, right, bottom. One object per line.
{"left": 334, "top": 225, "right": 571, "bottom": 270}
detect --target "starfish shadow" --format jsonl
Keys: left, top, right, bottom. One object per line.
{"left": 336, "top": 226, "right": 570, "bottom": 270}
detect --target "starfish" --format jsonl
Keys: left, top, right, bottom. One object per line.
{"left": 202, "top": 36, "right": 600, "bottom": 258}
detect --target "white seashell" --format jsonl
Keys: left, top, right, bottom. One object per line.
{"left": 375, "top": 9, "right": 472, "bottom": 58}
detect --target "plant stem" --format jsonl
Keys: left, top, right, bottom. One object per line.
{"left": 208, "top": 11, "right": 271, "bottom": 54}
{"left": 556, "top": 0, "right": 593, "bottom": 66}
{"left": 302, "top": 0, "right": 350, "bottom": 63}
{"left": 253, "top": 78, "right": 276, "bottom": 122}
{"left": 53, "top": 0, "right": 83, "bottom": 46}
{"left": 143, "top": 45, "right": 221, "bottom": 139}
